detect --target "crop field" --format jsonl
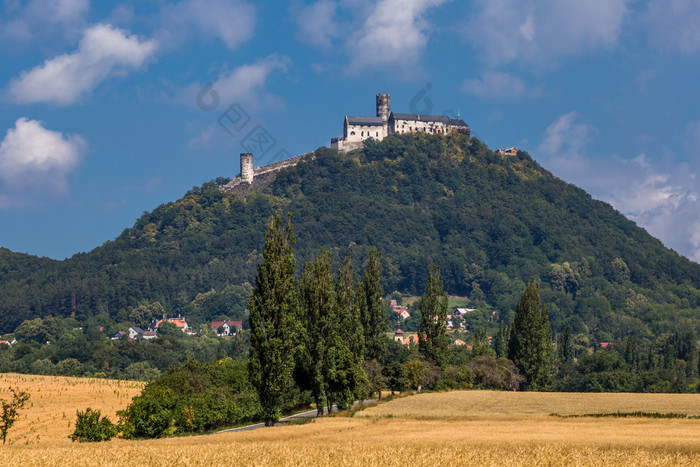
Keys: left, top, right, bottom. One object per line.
{"left": 1, "top": 380, "right": 699, "bottom": 466}
{"left": 0, "top": 373, "right": 143, "bottom": 445}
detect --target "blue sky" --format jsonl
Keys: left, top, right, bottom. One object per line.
{"left": 1, "top": 0, "right": 699, "bottom": 263}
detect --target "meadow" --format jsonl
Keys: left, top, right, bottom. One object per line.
{"left": 1, "top": 374, "right": 699, "bottom": 466}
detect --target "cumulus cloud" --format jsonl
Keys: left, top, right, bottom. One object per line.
{"left": 1, "top": 0, "right": 90, "bottom": 44}
{"left": 0, "top": 118, "right": 87, "bottom": 207}
{"left": 158, "top": 0, "right": 256, "bottom": 51}
{"left": 347, "top": 0, "right": 447, "bottom": 72}
{"left": 295, "top": 0, "right": 340, "bottom": 49}
{"left": 460, "top": 71, "right": 543, "bottom": 99}
{"left": 643, "top": 0, "right": 700, "bottom": 54}
{"left": 464, "top": 0, "right": 631, "bottom": 66}
{"left": 6, "top": 24, "right": 158, "bottom": 105}
{"left": 535, "top": 113, "right": 700, "bottom": 263}
{"left": 184, "top": 55, "right": 291, "bottom": 109}
{"left": 537, "top": 112, "right": 589, "bottom": 157}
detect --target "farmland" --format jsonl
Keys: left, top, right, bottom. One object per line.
{"left": 0, "top": 373, "right": 143, "bottom": 445}
{"left": 1, "top": 375, "right": 699, "bottom": 466}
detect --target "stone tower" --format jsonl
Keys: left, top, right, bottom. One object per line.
{"left": 376, "top": 93, "right": 390, "bottom": 137}
{"left": 240, "top": 153, "right": 254, "bottom": 184}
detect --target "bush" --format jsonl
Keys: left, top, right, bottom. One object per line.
{"left": 118, "top": 358, "right": 261, "bottom": 439}
{"left": 468, "top": 356, "right": 524, "bottom": 391}
{"left": 70, "top": 408, "right": 118, "bottom": 442}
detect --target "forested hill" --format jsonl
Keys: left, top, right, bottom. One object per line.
{"left": 1, "top": 133, "right": 699, "bottom": 341}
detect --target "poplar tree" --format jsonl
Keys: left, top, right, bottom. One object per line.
{"left": 300, "top": 251, "right": 336, "bottom": 416}
{"left": 508, "top": 278, "right": 552, "bottom": 390}
{"left": 360, "top": 249, "right": 387, "bottom": 363}
{"left": 301, "top": 253, "right": 366, "bottom": 416}
{"left": 330, "top": 255, "right": 366, "bottom": 408}
{"left": 248, "top": 213, "right": 300, "bottom": 426}
{"left": 418, "top": 264, "right": 449, "bottom": 370}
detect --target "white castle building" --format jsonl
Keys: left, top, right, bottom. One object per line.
{"left": 331, "top": 93, "right": 470, "bottom": 153}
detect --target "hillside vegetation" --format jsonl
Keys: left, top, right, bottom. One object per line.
{"left": 1, "top": 133, "right": 699, "bottom": 343}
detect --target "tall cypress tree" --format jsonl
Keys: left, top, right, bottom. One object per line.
{"left": 508, "top": 278, "right": 552, "bottom": 390}
{"left": 418, "top": 264, "right": 449, "bottom": 370}
{"left": 248, "top": 213, "right": 300, "bottom": 426}
{"left": 361, "top": 249, "right": 386, "bottom": 363}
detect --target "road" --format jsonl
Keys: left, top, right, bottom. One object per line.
{"left": 216, "top": 399, "right": 378, "bottom": 433}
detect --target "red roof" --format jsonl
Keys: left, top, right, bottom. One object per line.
{"left": 156, "top": 318, "right": 188, "bottom": 329}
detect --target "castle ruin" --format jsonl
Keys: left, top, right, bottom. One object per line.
{"left": 220, "top": 93, "right": 470, "bottom": 190}
{"left": 331, "top": 93, "right": 470, "bottom": 153}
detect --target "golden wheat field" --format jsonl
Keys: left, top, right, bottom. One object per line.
{"left": 0, "top": 373, "right": 143, "bottom": 445}
{"left": 1, "top": 375, "right": 699, "bottom": 466}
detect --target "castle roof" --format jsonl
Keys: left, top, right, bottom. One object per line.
{"left": 346, "top": 116, "right": 383, "bottom": 126}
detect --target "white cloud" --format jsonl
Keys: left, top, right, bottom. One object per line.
{"left": 184, "top": 55, "right": 291, "bottom": 110}
{"left": 295, "top": 0, "right": 340, "bottom": 49}
{"left": 643, "top": 0, "right": 700, "bottom": 54}
{"left": 535, "top": 113, "right": 700, "bottom": 263}
{"left": 1, "top": 0, "right": 89, "bottom": 43}
{"left": 537, "top": 112, "right": 589, "bottom": 158}
{"left": 0, "top": 118, "right": 86, "bottom": 207}
{"left": 464, "top": 0, "right": 631, "bottom": 66}
{"left": 158, "top": 0, "right": 256, "bottom": 51}
{"left": 347, "top": 0, "right": 447, "bottom": 72}
{"left": 6, "top": 24, "right": 158, "bottom": 105}
{"left": 460, "top": 71, "right": 543, "bottom": 99}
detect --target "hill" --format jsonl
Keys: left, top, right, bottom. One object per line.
{"left": 0, "top": 133, "right": 698, "bottom": 341}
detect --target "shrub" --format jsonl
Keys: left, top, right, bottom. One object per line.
{"left": 70, "top": 408, "right": 118, "bottom": 442}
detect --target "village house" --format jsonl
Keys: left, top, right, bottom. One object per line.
{"left": 128, "top": 327, "right": 145, "bottom": 340}
{"left": 210, "top": 320, "right": 243, "bottom": 336}
{"left": 155, "top": 317, "right": 189, "bottom": 332}
{"left": 110, "top": 331, "right": 126, "bottom": 340}
{"left": 452, "top": 307, "right": 476, "bottom": 319}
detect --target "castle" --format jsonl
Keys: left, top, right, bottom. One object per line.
{"left": 220, "top": 93, "right": 469, "bottom": 191}
{"left": 331, "top": 93, "right": 470, "bottom": 153}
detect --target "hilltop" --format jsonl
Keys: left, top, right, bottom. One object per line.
{"left": 0, "top": 133, "right": 698, "bottom": 341}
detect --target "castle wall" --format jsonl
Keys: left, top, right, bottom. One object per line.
{"left": 220, "top": 152, "right": 312, "bottom": 193}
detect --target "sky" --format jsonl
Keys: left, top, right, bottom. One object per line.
{"left": 1, "top": 0, "right": 699, "bottom": 263}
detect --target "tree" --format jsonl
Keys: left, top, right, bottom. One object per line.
{"left": 300, "top": 251, "right": 337, "bottom": 416}
{"left": 557, "top": 325, "right": 574, "bottom": 369}
{"left": 70, "top": 408, "right": 118, "bottom": 442}
{"left": 508, "top": 278, "right": 553, "bottom": 390}
{"left": 1, "top": 387, "right": 30, "bottom": 444}
{"left": 331, "top": 255, "right": 366, "bottom": 407}
{"left": 418, "top": 264, "right": 449, "bottom": 370}
{"left": 129, "top": 302, "right": 165, "bottom": 328}
{"left": 360, "top": 249, "right": 387, "bottom": 363}
{"left": 494, "top": 322, "right": 509, "bottom": 358}
{"left": 248, "top": 213, "right": 301, "bottom": 426}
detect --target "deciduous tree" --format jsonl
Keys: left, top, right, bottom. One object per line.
{"left": 1, "top": 387, "right": 29, "bottom": 444}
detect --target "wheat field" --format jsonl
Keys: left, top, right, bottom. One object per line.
{"left": 1, "top": 376, "right": 699, "bottom": 466}
{"left": 0, "top": 373, "right": 143, "bottom": 445}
